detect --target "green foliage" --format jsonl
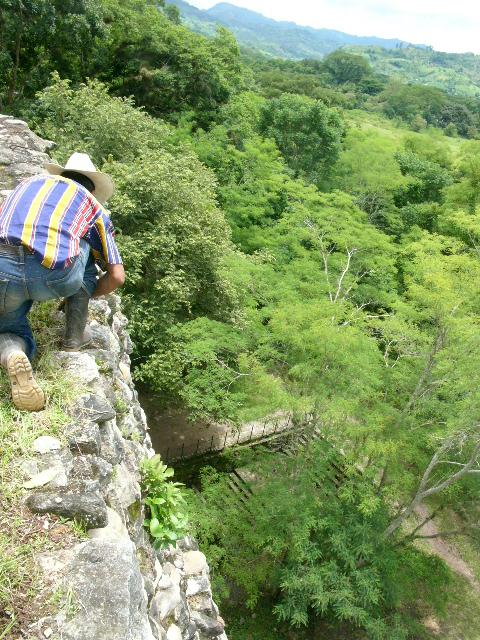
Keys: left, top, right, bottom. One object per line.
{"left": 259, "top": 93, "right": 346, "bottom": 183}
{"left": 187, "top": 443, "right": 451, "bottom": 638}
{"left": 356, "top": 45, "right": 480, "bottom": 99}
{"left": 378, "top": 80, "right": 479, "bottom": 138}
{"left": 394, "top": 151, "right": 453, "bottom": 207}
{"left": 0, "top": 0, "right": 104, "bottom": 111}
{"left": 321, "top": 50, "right": 373, "bottom": 85}
{"left": 445, "top": 140, "right": 480, "bottom": 213}
{"left": 97, "top": 0, "right": 245, "bottom": 124}
{"left": 1, "top": 0, "right": 245, "bottom": 122}
{"left": 140, "top": 455, "right": 188, "bottom": 549}
{"left": 105, "top": 149, "right": 236, "bottom": 383}
{"left": 30, "top": 75, "right": 173, "bottom": 166}
{"left": 30, "top": 77, "right": 244, "bottom": 420}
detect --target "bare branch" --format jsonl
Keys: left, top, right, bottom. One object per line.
{"left": 334, "top": 248, "right": 358, "bottom": 303}
{"left": 393, "top": 324, "right": 448, "bottom": 428}
{"left": 384, "top": 436, "right": 480, "bottom": 539}
{"left": 411, "top": 530, "right": 467, "bottom": 540}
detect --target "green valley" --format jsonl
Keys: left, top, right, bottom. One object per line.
{"left": 1, "top": 1, "right": 480, "bottom": 638}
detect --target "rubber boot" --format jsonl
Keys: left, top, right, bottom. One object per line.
{"left": 0, "top": 333, "right": 45, "bottom": 411}
{"left": 62, "top": 288, "right": 92, "bottom": 351}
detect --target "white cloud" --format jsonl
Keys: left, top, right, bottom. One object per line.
{"left": 188, "top": 0, "right": 480, "bottom": 53}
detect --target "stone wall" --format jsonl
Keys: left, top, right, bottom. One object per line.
{"left": 0, "top": 115, "right": 227, "bottom": 640}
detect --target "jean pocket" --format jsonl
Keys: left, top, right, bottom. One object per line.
{"left": 45, "top": 261, "right": 84, "bottom": 298}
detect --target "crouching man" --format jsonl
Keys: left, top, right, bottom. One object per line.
{"left": 0, "top": 153, "right": 125, "bottom": 411}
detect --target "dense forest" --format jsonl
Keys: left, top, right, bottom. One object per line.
{"left": 2, "top": 1, "right": 480, "bottom": 638}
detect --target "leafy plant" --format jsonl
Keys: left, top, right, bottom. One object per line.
{"left": 140, "top": 455, "right": 188, "bottom": 549}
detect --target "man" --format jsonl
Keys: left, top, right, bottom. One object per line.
{"left": 0, "top": 152, "right": 125, "bottom": 411}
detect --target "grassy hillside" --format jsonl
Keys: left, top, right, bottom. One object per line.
{"left": 352, "top": 46, "right": 480, "bottom": 98}
{"left": 329, "top": 110, "right": 465, "bottom": 193}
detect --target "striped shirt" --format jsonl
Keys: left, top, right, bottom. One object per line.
{"left": 0, "top": 175, "right": 122, "bottom": 269}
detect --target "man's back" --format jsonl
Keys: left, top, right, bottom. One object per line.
{"left": 0, "top": 174, "right": 120, "bottom": 269}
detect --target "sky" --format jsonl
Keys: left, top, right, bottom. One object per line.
{"left": 188, "top": 0, "right": 480, "bottom": 54}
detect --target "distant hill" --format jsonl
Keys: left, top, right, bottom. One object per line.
{"left": 351, "top": 46, "right": 480, "bottom": 98}
{"left": 168, "top": 1, "right": 480, "bottom": 98}
{"left": 168, "top": 0, "right": 419, "bottom": 58}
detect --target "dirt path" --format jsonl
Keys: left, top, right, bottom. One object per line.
{"left": 415, "top": 504, "right": 480, "bottom": 591}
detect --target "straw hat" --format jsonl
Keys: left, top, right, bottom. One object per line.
{"left": 45, "top": 152, "right": 114, "bottom": 204}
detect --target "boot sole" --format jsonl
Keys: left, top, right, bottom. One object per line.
{"left": 6, "top": 352, "right": 45, "bottom": 411}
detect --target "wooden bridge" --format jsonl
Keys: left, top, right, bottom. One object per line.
{"left": 162, "top": 412, "right": 312, "bottom": 463}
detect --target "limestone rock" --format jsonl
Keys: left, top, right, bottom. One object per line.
{"left": 177, "top": 537, "right": 199, "bottom": 552}
{"left": 90, "top": 349, "right": 119, "bottom": 374}
{"left": 88, "top": 507, "right": 130, "bottom": 543}
{"left": 88, "top": 298, "right": 112, "bottom": 324}
{"left": 33, "top": 435, "right": 61, "bottom": 454}
{"left": 27, "top": 490, "right": 108, "bottom": 528}
{"left": 36, "top": 549, "right": 75, "bottom": 577}
{"left": 23, "top": 467, "right": 59, "bottom": 489}
{"left": 23, "top": 454, "right": 68, "bottom": 489}
{"left": 105, "top": 460, "right": 141, "bottom": 514}
{"left": 99, "top": 420, "right": 125, "bottom": 465}
{"left": 89, "top": 320, "right": 121, "bottom": 353}
{"left": 150, "top": 563, "right": 182, "bottom": 623}
{"left": 188, "top": 593, "right": 216, "bottom": 618}
{"left": 68, "top": 455, "right": 112, "bottom": 493}
{"left": 190, "top": 612, "right": 224, "bottom": 638}
{"left": 59, "top": 540, "right": 155, "bottom": 640}
{"left": 73, "top": 394, "right": 116, "bottom": 423}
{"left": 150, "top": 585, "right": 182, "bottom": 625}
{"left": 183, "top": 551, "right": 207, "bottom": 576}
{"left": 67, "top": 422, "right": 101, "bottom": 456}
{"left": 166, "top": 624, "right": 182, "bottom": 640}
{"left": 54, "top": 352, "right": 100, "bottom": 385}
{"left": 115, "top": 377, "right": 134, "bottom": 403}
{"left": 119, "top": 360, "right": 132, "bottom": 383}
{"left": 185, "top": 576, "right": 211, "bottom": 598}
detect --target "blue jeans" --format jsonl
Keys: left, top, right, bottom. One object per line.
{"left": 0, "top": 239, "right": 97, "bottom": 360}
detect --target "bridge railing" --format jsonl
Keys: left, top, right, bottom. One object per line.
{"left": 163, "top": 412, "right": 296, "bottom": 463}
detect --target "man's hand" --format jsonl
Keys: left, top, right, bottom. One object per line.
{"left": 92, "top": 263, "right": 125, "bottom": 298}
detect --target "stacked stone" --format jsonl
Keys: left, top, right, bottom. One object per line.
{"left": 0, "top": 114, "right": 53, "bottom": 194}
{"left": 0, "top": 114, "right": 227, "bottom": 640}
{"left": 24, "top": 298, "right": 227, "bottom": 640}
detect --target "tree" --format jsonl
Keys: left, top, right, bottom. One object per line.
{"left": 0, "top": 0, "right": 55, "bottom": 109}
{"left": 439, "top": 102, "right": 476, "bottom": 138}
{"left": 380, "top": 81, "right": 446, "bottom": 127}
{"left": 322, "top": 50, "right": 372, "bottom": 85}
{"left": 187, "top": 442, "right": 450, "bottom": 638}
{"left": 393, "top": 151, "right": 453, "bottom": 208}
{"left": 445, "top": 142, "right": 480, "bottom": 213}
{"left": 259, "top": 93, "right": 346, "bottom": 183}
{"left": 0, "top": 0, "right": 104, "bottom": 110}
{"left": 384, "top": 429, "right": 480, "bottom": 539}
{"left": 96, "top": 1, "right": 245, "bottom": 123}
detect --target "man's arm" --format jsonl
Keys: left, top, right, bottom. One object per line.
{"left": 92, "top": 263, "right": 125, "bottom": 298}
{"left": 86, "top": 207, "right": 125, "bottom": 297}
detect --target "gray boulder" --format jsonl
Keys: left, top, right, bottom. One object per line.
{"left": 73, "top": 394, "right": 116, "bottom": 423}
{"left": 59, "top": 540, "right": 155, "bottom": 640}
{"left": 67, "top": 422, "right": 101, "bottom": 456}
{"left": 27, "top": 490, "right": 108, "bottom": 528}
